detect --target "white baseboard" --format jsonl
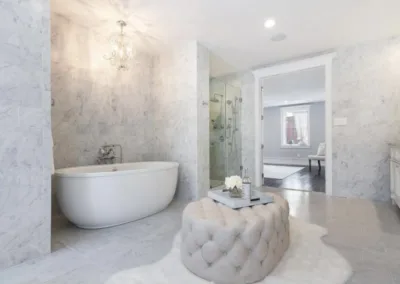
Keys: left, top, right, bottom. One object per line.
{"left": 264, "top": 157, "right": 325, "bottom": 167}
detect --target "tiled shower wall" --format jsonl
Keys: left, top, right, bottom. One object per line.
{"left": 211, "top": 72, "right": 256, "bottom": 183}
{"left": 209, "top": 79, "right": 226, "bottom": 182}
{"left": 0, "top": 1, "right": 52, "bottom": 269}
{"left": 209, "top": 78, "right": 243, "bottom": 183}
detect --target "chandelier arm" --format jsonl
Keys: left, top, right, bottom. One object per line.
{"left": 104, "top": 20, "right": 132, "bottom": 70}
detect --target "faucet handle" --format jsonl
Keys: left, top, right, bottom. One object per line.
{"left": 99, "top": 146, "right": 106, "bottom": 155}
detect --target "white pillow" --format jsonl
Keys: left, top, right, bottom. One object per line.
{"left": 317, "top": 143, "right": 326, "bottom": 156}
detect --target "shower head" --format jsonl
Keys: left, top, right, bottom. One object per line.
{"left": 210, "top": 93, "right": 223, "bottom": 103}
{"left": 226, "top": 100, "right": 232, "bottom": 105}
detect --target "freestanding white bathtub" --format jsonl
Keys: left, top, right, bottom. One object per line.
{"left": 54, "top": 162, "right": 179, "bottom": 229}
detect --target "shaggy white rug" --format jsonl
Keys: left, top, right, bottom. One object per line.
{"left": 263, "top": 165, "right": 304, "bottom": 179}
{"left": 106, "top": 217, "right": 352, "bottom": 284}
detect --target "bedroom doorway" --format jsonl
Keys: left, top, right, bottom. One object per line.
{"left": 261, "top": 67, "right": 326, "bottom": 192}
{"left": 253, "top": 53, "right": 335, "bottom": 195}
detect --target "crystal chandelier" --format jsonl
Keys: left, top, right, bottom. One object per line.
{"left": 104, "top": 20, "right": 133, "bottom": 70}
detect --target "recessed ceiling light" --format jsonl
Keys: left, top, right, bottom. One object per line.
{"left": 264, "top": 18, "right": 276, "bottom": 29}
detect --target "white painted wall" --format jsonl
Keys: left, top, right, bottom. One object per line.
{"left": 264, "top": 102, "right": 326, "bottom": 165}
{"left": 263, "top": 90, "right": 324, "bottom": 108}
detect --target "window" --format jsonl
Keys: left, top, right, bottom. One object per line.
{"left": 281, "top": 105, "right": 310, "bottom": 148}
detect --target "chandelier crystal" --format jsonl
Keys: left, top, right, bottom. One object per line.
{"left": 104, "top": 20, "right": 133, "bottom": 70}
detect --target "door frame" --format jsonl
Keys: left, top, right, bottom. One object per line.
{"left": 252, "top": 52, "right": 336, "bottom": 196}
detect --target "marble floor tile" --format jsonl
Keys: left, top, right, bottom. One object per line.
{"left": 347, "top": 269, "right": 395, "bottom": 284}
{"left": 0, "top": 247, "right": 90, "bottom": 284}
{"left": 262, "top": 187, "right": 400, "bottom": 283}
{"left": 40, "top": 264, "right": 113, "bottom": 284}
{"left": 0, "top": 189, "right": 400, "bottom": 284}
{"left": 391, "top": 271, "right": 400, "bottom": 283}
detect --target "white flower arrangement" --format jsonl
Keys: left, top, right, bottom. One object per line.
{"left": 225, "top": 175, "right": 243, "bottom": 190}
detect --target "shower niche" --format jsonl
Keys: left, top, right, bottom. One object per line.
{"left": 209, "top": 79, "right": 242, "bottom": 188}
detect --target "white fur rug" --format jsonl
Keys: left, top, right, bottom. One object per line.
{"left": 106, "top": 217, "right": 352, "bottom": 284}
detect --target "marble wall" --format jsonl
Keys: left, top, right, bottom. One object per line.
{"left": 332, "top": 36, "right": 400, "bottom": 201}
{"left": 196, "top": 45, "right": 211, "bottom": 199}
{"left": 51, "top": 14, "right": 154, "bottom": 221}
{"left": 51, "top": 12, "right": 210, "bottom": 202}
{"left": 51, "top": 14, "right": 153, "bottom": 169}
{"left": 150, "top": 41, "right": 210, "bottom": 201}
{"left": 240, "top": 73, "right": 257, "bottom": 184}
{"left": 0, "top": 0, "right": 51, "bottom": 269}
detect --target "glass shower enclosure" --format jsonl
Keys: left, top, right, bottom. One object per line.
{"left": 209, "top": 79, "right": 242, "bottom": 188}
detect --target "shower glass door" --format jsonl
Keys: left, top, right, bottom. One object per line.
{"left": 209, "top": 79, "right": 242, "bottom": 188}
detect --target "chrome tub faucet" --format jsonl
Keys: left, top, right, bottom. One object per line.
{"left": 97, "top": 144, "right": 123, "bottom": 164}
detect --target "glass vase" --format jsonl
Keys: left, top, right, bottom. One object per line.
{"left": 229, "top": 186, "right": 242, "bottom": 198}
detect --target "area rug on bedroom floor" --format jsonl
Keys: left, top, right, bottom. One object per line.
{"left": 263, "top": 165, "right": 304, "bottom": 179}
{"left": 105, "top": 217, "right": 352, "bottom": 284}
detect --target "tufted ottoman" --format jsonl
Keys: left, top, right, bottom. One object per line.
{"left": 180, "top": 193, "right": 290, "bottom": 284}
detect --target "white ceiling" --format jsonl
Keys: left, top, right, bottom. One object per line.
{"left": 262, "top": 66, "right": 325, "bottom": 107}
{"left": 52, "top": 0, "right": 400, "bottom": 76}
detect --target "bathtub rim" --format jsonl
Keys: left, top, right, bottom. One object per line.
{"left": 54, "top": 161, "right": 179, "bottom": 178}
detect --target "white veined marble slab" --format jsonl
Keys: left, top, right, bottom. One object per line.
{"left": 208, "top": 189, "right": 274, "bottom": 209}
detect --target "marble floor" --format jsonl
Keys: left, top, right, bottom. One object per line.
{"left": 1, "top": 187, "right": 400, "bottom": 284}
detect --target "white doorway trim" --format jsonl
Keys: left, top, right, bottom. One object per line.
{"left": 252, "top": 53, "right": 336, "bottom": 196}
